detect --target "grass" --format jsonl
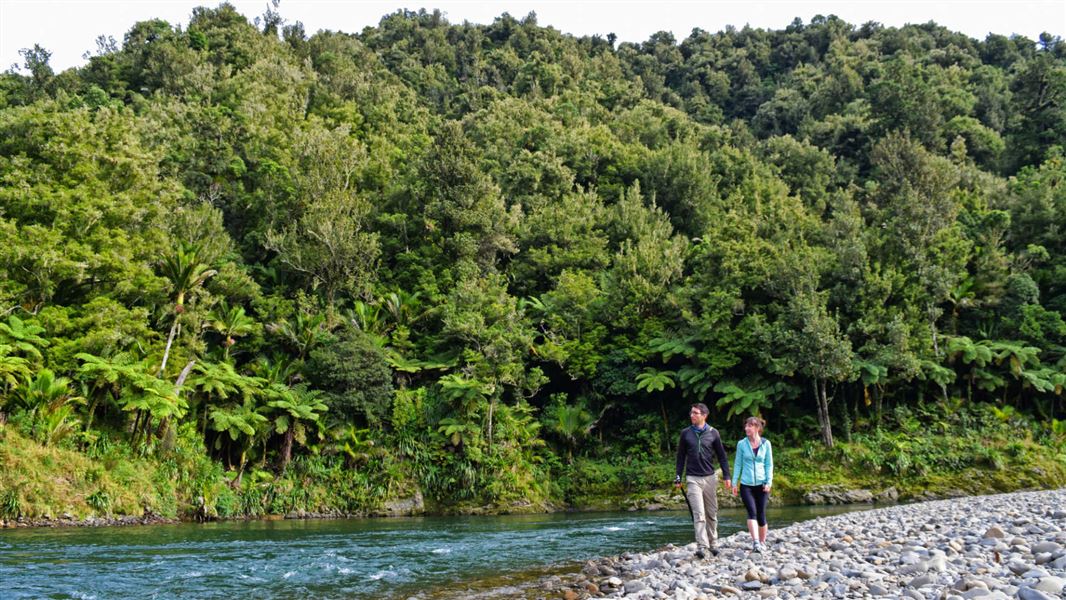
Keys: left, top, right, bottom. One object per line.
{"left": 0, "top": 424, "right": 171, "bottom": 520}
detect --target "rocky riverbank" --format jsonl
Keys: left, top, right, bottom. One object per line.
{"left": 1, "top": 512, "right": 176, "bottom": 528}
{"left": 556, "top": 489, "right": 1066, "bottom": 599}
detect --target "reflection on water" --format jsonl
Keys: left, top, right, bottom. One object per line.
{"left": 0, "top": 504, "right": 874, "bottom": 599}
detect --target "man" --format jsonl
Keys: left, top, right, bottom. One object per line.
{"left": 674, "top": 403, "right": 732, "bottom": 559}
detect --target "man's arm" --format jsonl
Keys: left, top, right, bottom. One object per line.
{"left": 675, "top": 430, "right": 687, "bottom": 482}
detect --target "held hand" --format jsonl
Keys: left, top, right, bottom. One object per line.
{"left": 732, "top": 485, "right": 738, "bottom": 496}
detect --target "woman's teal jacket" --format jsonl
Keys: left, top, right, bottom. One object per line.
{"left": 731, "top": 437, "right": 773, "bottom": 488}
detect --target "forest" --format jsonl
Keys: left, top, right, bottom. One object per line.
{"left": 1, "top": 4, "right": 1065, "bottom": 521}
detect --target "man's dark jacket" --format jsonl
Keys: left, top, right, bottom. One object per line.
{"left": 675, "top": 425, "right": 731, "bottom": 480}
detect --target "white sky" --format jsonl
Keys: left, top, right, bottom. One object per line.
{"left": 2, "top": 0, "right": 1065, "bottom": 73}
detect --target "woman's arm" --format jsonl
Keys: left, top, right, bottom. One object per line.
{"left": 764, "top": 441, "right": 773, "bottom": 490}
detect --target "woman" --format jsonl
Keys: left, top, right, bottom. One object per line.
{"left": 731, "top": 416, "right": 773, "bottom": 552}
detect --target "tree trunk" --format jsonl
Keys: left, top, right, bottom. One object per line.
{"left": 159, "top": 320, "right": 181, "bottom": 378}
{"left": 279, "top": 427, "right": 294, "bottom": 471}
{"left": 156, "top": 360, "right": 198, "bottom": 442}
{"left": 140, "top": 414, "right": 154, "bottom": 445}
{"left": 232, "top": 449, "right": 247, "bottom": 489}
{"left": 84, "top": 396, "right": 100, "bottom": 438}
{"left": 929, "top": 307, "right": 949, "bottom": 403}
{"left": 814, "top": 379, "right": 834, "bottom": 447}
{"left": 130, "top": 409, "right": 143, "bottom": 447}
{"left": 659, "top": 397, "right": 670, "bottom": 455}
{"left": 875, "top": 385, "right": 884, "bottom": 430}
{"left": 487, "top": 395, "right": 495, "bottom": 449}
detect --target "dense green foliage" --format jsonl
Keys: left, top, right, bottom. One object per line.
{"left": 1, "top": 6, "right": 1065, "bottom": 519}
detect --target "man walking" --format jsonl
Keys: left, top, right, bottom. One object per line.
{"left": 674, "top": 403, "right": 732, "bottom": 559}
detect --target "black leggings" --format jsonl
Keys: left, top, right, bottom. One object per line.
{"left": 739, "top": 484, "right": 769, "bottom": 526}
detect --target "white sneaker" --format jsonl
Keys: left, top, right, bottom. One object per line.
{"left": 752, "top": 541, "right": 761, "bottom": 553}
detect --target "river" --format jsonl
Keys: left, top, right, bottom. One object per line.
{"left": 1, "top": 504, "right": 874, "bottom": 599}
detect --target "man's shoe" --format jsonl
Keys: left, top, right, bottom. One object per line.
{"left": 709, "top": 546, "right": 720, "bottom": 557}
{"left": 694, "top": 547, "right": 706, "bottom": 559}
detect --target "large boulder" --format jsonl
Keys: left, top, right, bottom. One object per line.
{"left": 803, "top": 485, "right": 875, "bottom": 505}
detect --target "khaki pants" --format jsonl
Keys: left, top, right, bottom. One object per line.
{"left": 686, "top": 474, "right": 718, "bottom": 549}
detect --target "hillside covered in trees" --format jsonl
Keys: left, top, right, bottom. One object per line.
{"left": 1, "top": 5, "right": 1065, "bottom": 521}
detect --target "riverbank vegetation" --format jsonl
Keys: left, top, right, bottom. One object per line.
{"left": 1, "top": 5, "right": 1065, "bottom": 522}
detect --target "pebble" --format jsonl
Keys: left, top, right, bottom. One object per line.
{"left": 1032, "top": 541, "right": 1061, "bottom": 554}
{"left": 1033, "top": 575, "right": 1064, "bottom": 593}
{"left": 1017, "top": 588, "right": 1056, "bottom": 600}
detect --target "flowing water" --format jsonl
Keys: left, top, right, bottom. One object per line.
{"left": 0, "top": 504, "right": 874, "bottom": 599}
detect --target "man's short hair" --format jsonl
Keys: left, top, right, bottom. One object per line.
{"left": 691, "top": 403, "right": 709, "bottom": 416}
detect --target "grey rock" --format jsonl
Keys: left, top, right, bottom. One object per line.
{"left": 908, "top": 574, "right": 935, "bottom": 587}
{"left": 1031, "top": 541, "right": 1061, "bottom": 554}
{"left": 1017, "top": 588, "right": 1055, "bottom": 600}
{"left": 869, "top": 583, "right": 890, "bottom": 595}
{"left": 741, "top": 580, "right": 763, "bottom": 590}
{"left": 898, "top": 561, "right": 928, "bottom": 575}
{"left": 1033, "top": 576, "right": 1064, "bottom": 594}
{"left": 900, "top": 551, "right": 923, "bottom": 565}
{"left": 984, "top": 525, "right": 1007, "bottom": 539}
{"left": 875, "top": 486, "right": 899, "bottom": 503}
{"left": 623, "top": 580, "right": 648, "bottom": 593}
{"left": 1008, "top": 560, "right": 1031, "bottom": 575}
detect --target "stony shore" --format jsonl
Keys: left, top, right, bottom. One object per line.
{"left": 0, "top": 512, "right": 176, "bottom": 528}
{"left": 557, "top": 489, "right": 1066, "bottom": 600}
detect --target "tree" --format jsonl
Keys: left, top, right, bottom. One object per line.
{"left": 209, "top": 397, "right": 269, "bottom": 486}
{"left": 207, "top": 301, "right": 258, "bottom": 360}
{"left": 541, "top": 394, "right": 600, "bottom": 462}
{"left": 157, "top": 243, "right": 217, "bottom": 376}
{"left": 305, "top": 325, "right": 394, "bottom": 426}
{"left": 780, "top": 292, "right": 854, "bottom": 447}
{"left": 265, "top": 384, "right": 327, "bottom": 470}
{"left": 11, "top": 369, "right": 84, "bottom": 444}
{"left": 264, "top": 125, "right": 381, "bottom": 304}
{"left": 265, "top": 190, "right": 380, "bottom": 304}
{"left": 0, "top": 315, "right": 49, "bottom": 364}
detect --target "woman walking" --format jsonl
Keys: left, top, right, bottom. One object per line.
{"left": 731, "top": 416, "right": 773, "bottom": 552}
